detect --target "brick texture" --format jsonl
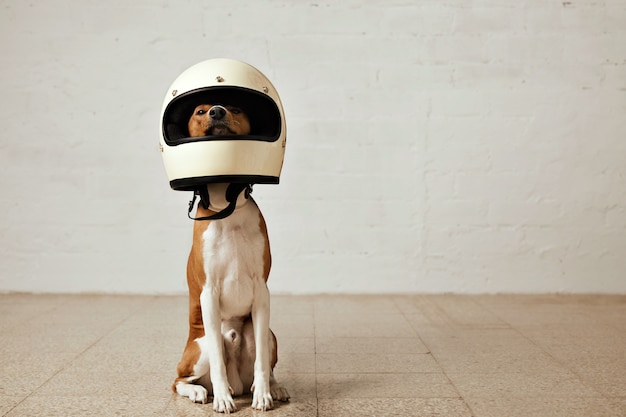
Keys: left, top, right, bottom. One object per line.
{"left": 0, "top": 1, "right": 625, "bottom": 294}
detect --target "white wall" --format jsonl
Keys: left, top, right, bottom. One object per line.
{"left": 1, "top": 1, "right": 625, "bottom": 294}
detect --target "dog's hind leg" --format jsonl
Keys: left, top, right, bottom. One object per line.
{"left": 175, "top": 380, "right": 209, "bottom": 404}
{"left": 239, "top": 318, "right": 290, "bottom": 402}
{"left": 268, "top": 330, "right": 290, "bottom": 402}
{"left": 269, "top": 372, "right": 290, "bottom": 402}
{"left": 173, "top": 338, "right": 211, "bottom": 404}
{"left": 223, "top": 321, "right": 244, "bottom": 396}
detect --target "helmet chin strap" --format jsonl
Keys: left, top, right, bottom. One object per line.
{"left": 187, "top": 183, "right": 252, "bottom": 221}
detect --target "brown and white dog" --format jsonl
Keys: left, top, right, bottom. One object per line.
{"left": 187, "top": 104, "right": 251, "bottom": 137}
{"left": 173, "top": 104, "right": 289, "bottom": 413}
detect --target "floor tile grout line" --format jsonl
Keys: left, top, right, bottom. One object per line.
{"left": 312, "top": 297, "right": 320, "bottom": 417}
{"left": 474, "top": 297, "right": 610, "bottom": 400}
{"left": 393, "top": 296, "right": 478, "bottom": 417}
{"left": 2, "top": 296, "right": 160, "bottom": 417}
{"left": 0, "top": 297, "right": 67, "bottom": 335}
{"left": 450, "top": 296, "right": 610, "bottom": 409}
{"left": 5, "top": 294, "right": 623, "bottom": 416}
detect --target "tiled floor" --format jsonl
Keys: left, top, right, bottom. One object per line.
{"left": 1, "top": 294, "right": 625, "bottom": 416}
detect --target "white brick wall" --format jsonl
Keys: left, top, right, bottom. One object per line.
{"left": 1, "top": 1, "right": 625, "bottom": 294}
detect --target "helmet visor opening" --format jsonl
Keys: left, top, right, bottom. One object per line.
{"left": 163, "top": 87, "right": 282, "bottom": 146}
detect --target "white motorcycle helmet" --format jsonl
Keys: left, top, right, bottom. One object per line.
{"left": 159, "top": 58, "right": 286, "bottom": 219}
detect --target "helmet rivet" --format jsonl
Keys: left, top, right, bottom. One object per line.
{"left": 216, "top": 76, "right": 225, "bottom": 83}
{"left": 171, "top": 89, "right": 177, "bottom": 96}
{"left": 262, "top": 86, "right": 269, "bottom": 93}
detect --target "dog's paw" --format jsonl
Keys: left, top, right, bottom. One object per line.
{"left": 175, "top": 382, "right": 208, "bottom": 404}
{"left": 270, "top": 383, "right": 290, "bottom": 402}
{"left": 252, "top": 391, "right": 274, "bottom": 411}
{"left": 212, "top": 387, "right": 237, "bottom": 414}
{"left": 251, "top": 382, "right": 274, "bottom": 411}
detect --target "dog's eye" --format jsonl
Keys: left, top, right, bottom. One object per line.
{"left": 196, "top": 109, "right": 206, "bottom": 115}
{"left": 229, "top": 107, "right": 241, "bottom": 114}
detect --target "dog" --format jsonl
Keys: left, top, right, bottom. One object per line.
{"left": 187, "top": 104, "right": 251, "bottom": 137}
{"left": 173, "top": 104, "right": 289, "bottom": 413}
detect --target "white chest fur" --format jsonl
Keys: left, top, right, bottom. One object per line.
{"left": 201, "top": 200, "right": 266, "bottom": 320}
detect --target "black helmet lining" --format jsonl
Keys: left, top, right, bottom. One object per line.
{"left": 163, "top": 86, "right": 282, "bottom": 146}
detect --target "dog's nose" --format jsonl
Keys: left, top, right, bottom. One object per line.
{"left": 209, "top": 106, "right": 226, "bottom": 120}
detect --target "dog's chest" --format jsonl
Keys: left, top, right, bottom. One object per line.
{"left": 201, "top": 204, "right": 265, "bottom": 317}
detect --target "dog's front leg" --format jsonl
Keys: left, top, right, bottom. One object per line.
{"left": 199, "top": 288, "right": 236, "bottom": 413}
{"left": 250, "top": 283, "right": 273, "bottom": 411}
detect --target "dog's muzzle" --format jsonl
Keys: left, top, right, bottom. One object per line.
{"left": 209, "top": 105, "right": 227, "bottom": 120}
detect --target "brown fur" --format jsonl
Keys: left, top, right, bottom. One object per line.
{"left": 188, "top": 104, "right": 251, "bottom": 137}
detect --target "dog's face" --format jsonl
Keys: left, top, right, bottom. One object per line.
{"left": 188, "top": 104, "right": 251, "bottom": 137}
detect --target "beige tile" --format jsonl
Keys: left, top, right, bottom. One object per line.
{"left": 0, "top": 294, "right": 65, "bottom": 332}
{"left": 272, "top": 373, "right": 317, "bottom": 400}
{"left": 0, "top": 396, "right": 24, "bottom": 416}
{"left": 447, "top": 370, "right": 600, "bottom": 398}
{"left": 5, "top": 394, "right": 171, "bottom": 417}
{"left": 93, "top": 327, "right": 185, "bottom": 356}
{"left": 319, "top": 398, "right": 472, "bottom": 417}
{"left": 392, "top": 295, "right": 432, "bottom": 317}
{"left": 585, "top": 309, "right": 626, "bottom": 333}
{"left": 428, "top": 295, "right": 510, "bottom": 328}
{"left": 520, "top": 324, "right": 626, "bottom": 359}
{"left": 475, "top": 295, "right": 604, "bottom": 327}
{"left": 605, "top": 398, "right": 626, "bottom": 416}
{"left": 314, "top": 295, "right": 401, "bottom": 316}
{"left": 67, "top": 341, "right": 180, "bottom": 374}
{"left": 1, "top": 333, "right": 99, "bottom": 360}
{"left": 466, "top": 396, "right": 621, "bottom": 417}
{"left": 35, "top": 369, "right": 172, "bottom": 397}
{"left": 164, "top": 393, "right": 316, "bottom": 417}
{"left": 315, "top": 314, "right": 417, "bottom": 338}
{"left": 317, "top": 353, "right": 441, "bottom": 374}
{"left": 433, "top": 350, "right": 568, "bottom": 374}
{"left": 403, "top": 314, "right": 440, "bottom": 334}
{"left": 316, "top": 336, "right": 429, "bottom": 354}
{"left": 2, "top": 294, "right": 626, "bottom": 416}
{"left": 395, "top": 295, "right": 510, "bottom": 329}
{"left": 33, "top": 295, "right": 148, "bottom": 327}
{"left": 139, "top": 295, "right": 188, "bottom": 320}
{"left": 277, "top": 337, "right": 315, "bottom": 354}
{"left": 316, "top": 373, "right": 459, "bottom": 399}
{"left": 271, "top": 295, "right": 315, "bottom": 315}
{"left": 3, "top": 316, "right": 111, "bottom": 353}
{"left": 264, "top": 399, "right": 318, "bottom": 417}
{"left": 0, "top": 349, "right": 78, "bottom": 396}
{"left": 400, "top": 296, "right": 454, "bottom": 328}
{"left": 271, "top": 314, "right": 315, "bottom": 338}
{"left": 421, "top": 328, "right": 540, "bottom": 355}
{"left": 576, "top": 366, "right": 626, "bottom": 397}
{"left": 163, "top": 394, "right": 213, "bottom": 417}
{"left": 2, "top": 296, "right": 146, "bottom": 351}
{"left": 277, "top": 352, "right": 316, "bottom": 373}
{"left": 421, "top": 328, "right": 568, "bottom": 374}
{"left": 314, "top": 305, "right": 405, "bottom": 321}
{"left": 108, "top": 309, "right": 188, "bottom": 340}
